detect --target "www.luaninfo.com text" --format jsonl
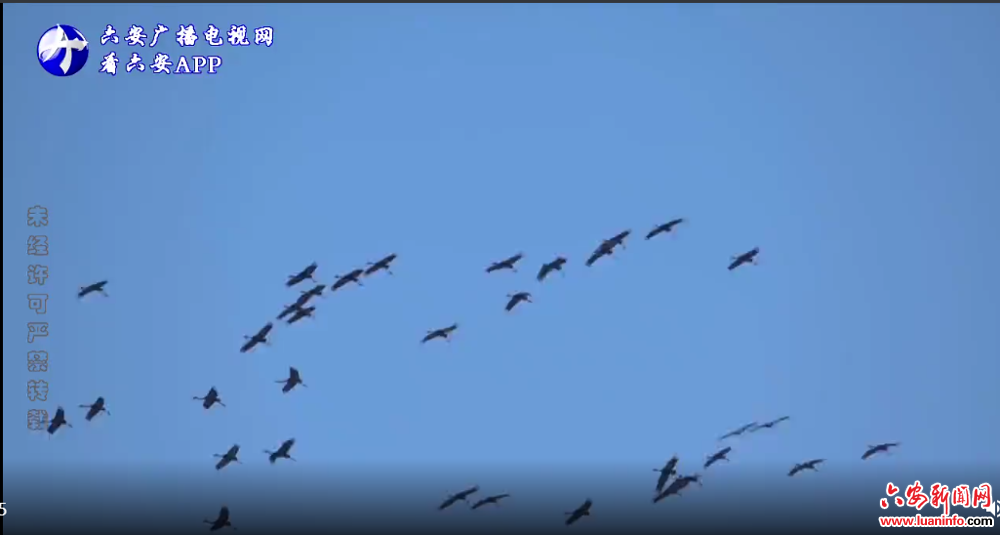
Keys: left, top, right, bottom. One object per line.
{"left": 879, "top": 514, "right": 995, "bottom": 527}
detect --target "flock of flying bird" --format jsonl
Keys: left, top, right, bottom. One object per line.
{"left": 45, "top": 219, "right": 901, "bottom": 530}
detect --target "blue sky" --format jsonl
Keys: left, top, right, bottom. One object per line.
{"left": 4, "top": 3, "right": 998, "bottom": 531}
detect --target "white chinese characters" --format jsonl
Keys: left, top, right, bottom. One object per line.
{"left": 102, "top": 22, "right": 274, "bottom": 47}
{"left": 99, "top": 51, "right": 119, "bottom": 75}
{"left": 94, "top": 22, "right": 272, "bottom": 76}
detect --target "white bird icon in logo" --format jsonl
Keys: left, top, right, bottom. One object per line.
{"left": 38, "top": 25, "right": 88, "bottom": 74}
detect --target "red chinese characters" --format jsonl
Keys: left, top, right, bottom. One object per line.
{"left": 883, "top": 482, "right": 904, "bottom": 508}
{"left": 951, "top": 484, "right": 972, "bottom": 509}
{"left": 971, "top": 483, "right": 992, "bottom": 511}
{"left": 929, "top": 483, "right": 951, "bottom": 516}
{"left": 905, "top": 480, "right": 930, "bottom": 510}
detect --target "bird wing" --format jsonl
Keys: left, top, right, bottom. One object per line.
{"left": 728, "top": 258, "right": 744, "bottom": 270}
{"left": 585, "top": 250, "right": 602, "bottom": 266}
{"left": 719, "top": 428, "right": 741, "bottom": 440}
{"left": 656, "top": 471, "right": 670, "bottom": 491}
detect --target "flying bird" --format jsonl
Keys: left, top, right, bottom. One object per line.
{"left": 302, "top": 283, "right": 326, "bottom": 300}
{"left": 537, "top": 256, "right": 567, "bottom": 281}
{"left": 78, "top": 280, "right": 108, "bottom": 298}
{"left": 505, "top": 292, "right": 532, "bottom": 312}
{"left": 276, "top": 367, "right": 306, "bottom": 393}
{"left": 277, "top": 297, "right": 309, "bottom": 321}
{"left": 193, "top": 387, "right": 225, "bottom": 410}
{"left": 728, "top": 247, "right": 760, "bottom": 270}
{"left": 264, "top": 439, "right": 296, "bottom": 464}
{"left": 654, "top": 475, "right": 702, "bottom": 503}
{"left": 47, "top": 406, "right": 71, "bottom": 434}
{"left": 331, "top": 269, "right": 364, "bottom": 291}
{"left": 471, "top": 494, "right": 510, "bottom": 510}
{"left": 214, "top": 445, "right": 241, "bottom": 471}
{"left": 80, "top": 397, "right": 109, "bottom": 421}
{"left": 286, "top": 263, "right": 318, "bottom": 287}
{"left": 586, "top": 230, "right": 631, "bottom": 266}
{"left": 646, "top": 218, "right": 685, "bottom": 240}
{"left": 439, "top": 486, "right": 479, "bottom": 510}
{"left": 705, "top": 447, "right": 732, "bottom": 469}
{"left": 654, "top": 456, "right": 680, "bottom": 492}
{"left": 422, "top": 323, "right": 458, "bottom": 343}
{"left": 240, "top": 323, "right": 273, "bottom": 353}
{"left": 750, "top": 416, "right": 790, "bottom": 432}
{"left": 286, "top": 306, "right": 315, "bottom": 325}
{"left": 565, "top": 499, "right": 592, "bottom": 525}
{"left": 204, "top": 506, "right": 235, "bottom": 531}
{"left": 605, "top": 230, "right": 631, "bottom": 249}
{"left": 862, "top": 443, "right": 900, "bottom": 460}
{"left": 364, "top": 254, "right": 397, "bottom": 276}
{"left": 278, "top": 286, "right": 325, "bottom": 320}
{"left": 719, "top": 422, "right": 758, "bottom": 441}
{"left": 486, "top": 253, "right": 524, "bottom": 273}
{"left": 788, "top": 459, "right": 825, "bottom": 477}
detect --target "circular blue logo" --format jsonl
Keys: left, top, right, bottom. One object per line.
{"left": 37, "top": 25, "right": 89, "bottom": 77}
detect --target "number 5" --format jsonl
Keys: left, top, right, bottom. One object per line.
{"left": 0, "top": 502, "right": 7, "bottom": 516}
